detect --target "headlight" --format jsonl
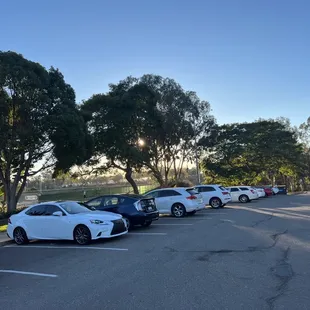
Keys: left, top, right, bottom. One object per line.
{"left": 90, "top": 219, "right": 107, "bottom": 225}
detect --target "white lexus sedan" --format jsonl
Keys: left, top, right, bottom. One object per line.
{"left": 7, "top": 201, "right": 128, "bottom": 245}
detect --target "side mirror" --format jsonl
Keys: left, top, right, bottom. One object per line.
{"left": 52, "top": 211, "right": 63, "bottom": 216}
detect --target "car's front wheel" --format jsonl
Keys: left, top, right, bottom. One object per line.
{"left": 239, "top": 195, "right": 249, "bottom": 203}
{"left": 123, "top": 217, "right": 132, "bottom": 230}
{"left": 210, "top": 197, "right": 222, "bottom": 209}
{"left": 171, "top": 203, "right": 186, "bottom": 218}
{"left": 74, "top": 225, "right": 91, "bottom": 245}
{"left": 13, "top": 227, "right": 29, "bottom": 245}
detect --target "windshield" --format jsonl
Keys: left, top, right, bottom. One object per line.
{"left": 59, "top": 201, "right": 90, "bottom": 214}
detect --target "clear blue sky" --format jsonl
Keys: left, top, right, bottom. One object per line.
{"left": 1, "top": 0, "right": 309, "bottom": 126}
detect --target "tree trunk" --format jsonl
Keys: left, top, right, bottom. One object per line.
{"left": 125, "top": 168, "right": 139, "bottom": 194}
{"left": 5, "top": 183, "right": 18, "bottom": 214}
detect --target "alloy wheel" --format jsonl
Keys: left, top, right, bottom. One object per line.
{"left": 210, "top": 198, "right": 221, "bottom": 208}
{"left": 14, "top": 228, "right": 25, "bottom": 245}
{"left": 75, "top": 226, "right": 90, "bottom": 245}
{"left": 172, "top": 204, "right": 185, "bottom": 217}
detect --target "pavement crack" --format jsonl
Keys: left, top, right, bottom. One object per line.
{"left": 251, "top": 213, "right": 274, "bottom": 227}
{"left": 265, "top": 247, "right": 294, "bottom": 309}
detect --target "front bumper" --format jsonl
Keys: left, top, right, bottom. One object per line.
{"left": 91, "top": 219, "right": 128, "bottom": 240}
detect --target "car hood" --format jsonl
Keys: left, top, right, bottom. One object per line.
{"left": 70, "top": 211, "right": 122, "bottom": 221}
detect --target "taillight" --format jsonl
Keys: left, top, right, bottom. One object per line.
{"left": 251, "top": 190, "right": 255, "bottom": 193}
{"left": 186, "top": 195, "right": 197, "bottom": 200}
{"left": 8, "top": 218, "right": 11, "bottom": 224}
{"left": 222, "top": 192, "right": 229, "bottom": 195}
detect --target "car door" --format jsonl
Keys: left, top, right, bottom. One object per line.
{"left": 24, "top": 204, "right": 49, "bottom": 239}
{"left": 197, "top": 186, "right": 216, "bottom": 205}
{"left": 229, "top": 188, "right": 240, "bottom": 202}
{"left": 98, "top": 196, "right": 120, "bottom": 213}
{"left": 42, "top": 205, "right": 71, "bottom": 240}
{"left": 157, "top": 190, "right": 182, "bottom": 213}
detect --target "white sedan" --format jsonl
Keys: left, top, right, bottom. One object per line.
{"left": 7, "top": 201, "right": 128, "bottom": 245}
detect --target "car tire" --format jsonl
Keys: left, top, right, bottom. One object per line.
{"left": 13, "top": 227, "right": 29, "bottom": 245}
{"left": 74, "top": 225, "right": 92, "bottom": 245}
{"left": 141, "top": 220, "right": 152, "bottom": 227}
{"left": 187, "top": 211, "right": 196, "bottom": 216}
{"left": 239, "top": 195, "right": 249, "bottom": 203}
{"left": 171, "top": 203, "right": 186, "bottom": 218}
{"left": 210, "top": 197, "right": 222, "bottom": 209}
{"left": 123, "top": 217, "right": 132, "bottom": 230}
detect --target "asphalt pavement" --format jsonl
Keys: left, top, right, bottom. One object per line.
{"left": 1, "top": 193, "right": 310, "bottom": 310}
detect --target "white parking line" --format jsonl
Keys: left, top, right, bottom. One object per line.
{"left": 152, "top": 223, "right": 193, "bottom": 226}
{"left": 0, "top": 269, "right": 58, "bottom": 278}
{"left": 130, "top": 232, "right": 167, "bottom": 235}
{"left": 4, "top": 245, "right": 128, "bottom": 251}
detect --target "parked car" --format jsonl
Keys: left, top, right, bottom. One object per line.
{"left": 276, "top": 186, "right": 287, "bottom": 195}
{"left": 84, "top": 194, "right": 159, "bottom": 229}
{"left": 272, "top": 187, "right": 280, "bottom": 195}
{"left": 253, "top": 187, "right": 266, "bottom": 198}
{"left": 144, "top": 187, "right": 205, "bottom": 217}
{"left": 226, "top": 186, "right": 259, "bottom": 203}
{"left": 194, "top": 184, "right": 232, "bottom": 208}
{"left": 7, "top": 201, "right": 128, "bottom": 245}
{"left": 263, "top": 187, "right": 273, "bottom": 196}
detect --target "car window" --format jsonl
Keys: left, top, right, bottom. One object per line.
{"left": 240, "top": 187, "right": 249, "bottom": 191}
{"left": 145, "top": 191, "right": 160, "bottom": 198}
{"left": 45, "top": 205, "right": 65, "bottom": 216}
{"left": 25, "top": 205, "right": 48, "bottom": 216}
{"left": 103, "top": 196, "right": 119, "bottom": 206}
{"left": 199, "top": 186, "right": 216, "bottom": 192}
{"left": 159, "top": 190, "right": 182, "bottom": 197}
{"left": 86, "top": 197, "right": 103, "bottom": 207}
{"left": 219, "top": 186, "right": 227, "bottom": 191}
{"left": 59, "top": 202, "right": 90, "bottom": 214}
{"left": 230, "top": 188, "right": 240, "bottom": 192}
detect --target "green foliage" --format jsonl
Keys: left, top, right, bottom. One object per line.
{"left": 0, "top": 51, "right": 92, "bottom": 211}
{"left": 82, "top": 74, "right": 216, "bottom": 190}
{"left": 202, "top": 120, "right": 303, "bottom": 186}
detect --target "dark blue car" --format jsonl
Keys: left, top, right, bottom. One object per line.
{"left": 84, "top": 194, "right": 159, "bottom": 229}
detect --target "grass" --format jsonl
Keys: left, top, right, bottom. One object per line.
{"left": 0, "top": 224, "right": 7, "bottom": 232}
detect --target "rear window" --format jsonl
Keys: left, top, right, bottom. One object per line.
{"left": 219, "top": 186, "right": 227, "bottom": 191}
{"left": 186, "top": 188, "right": 199, "bottom": 195}
{"left": 240, "top": 187, "right": 250, "bottom": 191}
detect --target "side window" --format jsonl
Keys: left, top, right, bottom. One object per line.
{"left": 103, "top": 196, "right": 119, "bottom": 207}
{"left": 195, "top": 187, "right": 202, "bottom": 193}
{"left": 86, "top": 198, "right": 103, "bottom": 208}
{"left": 201, "top": 186, "right": 216, "bottom": 192}
{"left": 145, "top": 191, "right": 159, "bottom": 199}
{"left": 25, "top": 205, "right": 48, "bottom": 216}
{"left": 45, "top": 205, "right": 65, "bottom": 216}
{"left": 159, "top": 190, "right": 181, "bottom": 197}
{"left": 240, "top": 187, "right": 249, "bottom": 191}
{"left": 230, "top": 188, "right": 240, "bottom": 192}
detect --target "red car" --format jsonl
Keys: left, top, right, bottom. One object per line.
{"left": 263, "top": 187, "right": 273, "bottom": 197}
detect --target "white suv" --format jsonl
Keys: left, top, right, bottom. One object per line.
{"left": 226, "top": 186, "right": 259, "bottom": 203}
{"left": 144, "top": 187, "right": 205, "bottom": 217}
{"left": 194, "top": 185, "right": 232, "bottom": 209}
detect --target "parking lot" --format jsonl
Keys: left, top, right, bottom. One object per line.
{"left": 1, "top": 194, "right": 310, "bottom": 309}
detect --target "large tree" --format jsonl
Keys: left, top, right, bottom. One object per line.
{"left": 202, "top": 120, "right": 303, "bottom": 187}
{"left": 0, "top": 51, "right": 92, "bottom": 212}
{"left": 109, "top": 75, "right": 216, "bottom": 186}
